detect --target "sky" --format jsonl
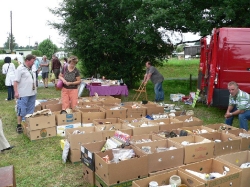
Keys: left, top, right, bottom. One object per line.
{"left": 0, "top": 0, "right": 201, "bottom": 49}
{"left": 0, "top": 0, "right": 63, "bottom": 48}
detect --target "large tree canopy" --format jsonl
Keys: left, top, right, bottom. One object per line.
{"left": 49, "top": 0, "right": 250, "bottom": 87}
{"left": 49, "top": 0, "right": 174, "bottom": 87}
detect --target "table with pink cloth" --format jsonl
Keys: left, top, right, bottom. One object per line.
{"left": 86, "top": 85, "right": 129, "bottom": 96}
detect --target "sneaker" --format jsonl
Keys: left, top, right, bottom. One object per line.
{"left": 16, "top": 126, "right": 23, "bottom": 134}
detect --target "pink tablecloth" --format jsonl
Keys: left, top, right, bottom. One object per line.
{"left": 87, "top": 85, "right": 129, "bottom": 96}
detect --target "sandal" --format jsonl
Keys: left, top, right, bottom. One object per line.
{"left": 16, "top": 127, "right": 23, "bottom": 134}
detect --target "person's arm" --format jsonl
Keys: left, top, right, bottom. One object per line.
{"left": 144, "top": 73, "right": 152, "bottom": 85}
{"left": 14, "top": 81, "right": 19, "bottom": 99}
{"left": 69, "top": 76, "right": 81, "bottom": 86}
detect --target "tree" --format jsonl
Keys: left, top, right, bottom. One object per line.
{"left": 4, "top": 34, "right": 18, "bottom": 50}
{"left": 32, "top": 50, "right": 43, "bottom": 57}
{"left": 38, "top": 39, "right": 58, "bottom": 59}
{"left": 49, "top": 0, "right": 173, "bottom": 88}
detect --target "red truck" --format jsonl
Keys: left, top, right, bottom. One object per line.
{"left": 198, "top": 28, "right": 250, "bottom": 107}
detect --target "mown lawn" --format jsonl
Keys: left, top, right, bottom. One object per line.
{"left": 0, "top": 58, "right": 236, "bottom": 187}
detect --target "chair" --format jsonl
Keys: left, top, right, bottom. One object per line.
{"left": 133, "top": 82, "right": 147, "bottom": 101}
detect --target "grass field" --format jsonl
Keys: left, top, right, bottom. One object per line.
{"left": 0, "top": 58, "right": 237, "bottom": 187}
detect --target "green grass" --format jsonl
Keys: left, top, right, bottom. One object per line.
{"left": 0, "top": 58, "right": 239, "bottom": 187}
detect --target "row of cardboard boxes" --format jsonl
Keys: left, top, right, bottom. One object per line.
{"left": 79, "top": 134, "right": 250, "bottom": 187}
{"left": 22, "top": 107, "right": 198, "bottom": 140}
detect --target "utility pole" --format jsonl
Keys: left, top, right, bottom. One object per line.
{"left": 27, "top": 36, "right": 32, "bottom": 49}
{"left": 10, "top": 11, "right": 13, "bottom": 53}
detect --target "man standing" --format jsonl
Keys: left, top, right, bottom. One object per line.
{"left": 224, "top": 81, "right": 250, "bottom": 130}
{"left": 14, "top": 54, "right": 36, "bottom": 134}
{"left": 143, "top": 61, "right": 164, "bottom": 102}
{"left": 40, "top": 55, "right": 50, "bottom": 88}
{"left": 32, "top": 55, "right": 40, "bottom": 87}
{"left": 51, "top": 54, "right": 62, "bottom": 79}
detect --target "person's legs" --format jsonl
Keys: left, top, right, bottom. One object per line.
{"left": 45, "top": 72, "right": 49, "bottom": 88}
{"left": 154, "top": 82, "right": 163, "bottom": 101}
{"left": 7, "top": 86, "right": 11, "bottom": 100}
{"left": 16, "top": 97, "right": 29, "bottom": 133}
{"left": 238, "top": 110, "right": 250, "bottom": 130}
{"left": 69, "top": 89, "right": 78, "bottom": 109}
{"left": 225, "top": 106, "right": 237, "bottom": 126}
{"left": 53, "top": 69, "right": 60, "bottom": 79}
{"left": 26, "top": 95, "right": 36, "bottom": 115}
{"left": 158, "top": 81, "right": 164, "bottom": 101}
{"left": 61, "top": 88, "right": 70, "bottom": 110}
{"left": 10, "top": 86, "right": 14, "bottom": 100}
{"left": 42, "top": 72, "right": 46, "bottom": 87}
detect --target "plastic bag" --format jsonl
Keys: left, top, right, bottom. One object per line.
{"left": 112, "top": 148, "right": 135, "bottom": 163}
{"left": 62, "top": 139, "right": 70, "bottom": 163}
{"left": 49, "top": 73, "right": 55, "bottom": 83}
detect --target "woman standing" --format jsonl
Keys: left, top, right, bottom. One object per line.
{"left": 59, "top": 56, "right": 81, "bottom": 110}
{"left": 2, "top": 57, "right": 16, "bottom": 100}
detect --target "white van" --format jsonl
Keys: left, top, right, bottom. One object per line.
{"left": 0, "top": 54, "right": 24, "bottom": 64}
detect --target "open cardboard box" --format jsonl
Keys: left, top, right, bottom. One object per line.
{"left": 94, "top": 145, "right": 148, "bottom": 185}
{"left": 54, "top": 110, "right": 81, "bottom": 126}
{"left": 27, "top": 126, "right": 57, "bottom": 140}
{"left": 179, "top": 125, "right": 214, "bottom": 135}
{"left": 65, "top": 129, "right": 103, "bottom": 150}
{"left": 25, "top": 114, "right": 56, "bottom": 131}
{"left": 225, "top": 128, "right": 250, "bottom": 151}
{"left": 81, "top": 140, "right": 106, "bottom": 171}
{"left": 175, "top": 116, "right": 203, "bottom": 127}
{"left": 121, "top": 121, "right": 159, "bottom": 136}
{"left": 132, "top": 169, "right": 205, "bottom": 187}
{"left": 78, "top": 107, "right": 106, "bottom": 123}
{"left": 93, "top": 118, "right": 120, "bottom": 126}
{"left": 123, "top": 104, "right": 147, "bottom": 118}
{"left": 169, "top": 135, "right": 214, "bottom": 164}
{"left": 205, "top": 123, "right": 239, "bottom": 133}
{"left": 130, "top": 134, "right": 164, "bottom": 145}
{"left": 134, "top": 139, "right": 184, "bottom": 172}
{"left": 100, "top": 106, "right": 127, "bottom": 118}
{"left": 142, "top": 103, "right": 164, "bottom": 115}
{"left": 199, "top": 132, "right": 241, "bottom": 156}
{"left": 216, "top": 150, "right": 250, "bottom": 187}
{"left": 179, "top": 159, "right": 242, "bottom": 187}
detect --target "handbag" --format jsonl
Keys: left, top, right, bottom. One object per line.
{"left": 56, "top": 65, "right": 66, "bottom": 89}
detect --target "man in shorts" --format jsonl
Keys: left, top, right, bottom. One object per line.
{"left": 14, "top": 54, "right": 36, "bottom": 133}
{"left": 40, "top": 55, "right": 50, "bottom": 88}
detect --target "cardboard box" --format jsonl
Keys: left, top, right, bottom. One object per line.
{"left": 40, "top": 99, "right": 60, "bottom": 109}
{"left": 130, "top": 134, "right": 164, "bottom": 145}
{"left": 56, "top": 123, "right": 82, "bottom": 137}
{"left": 216, "top": 150, "right": 250, "bottom": 187}
{"left": 132, "top": 169, "right": 204, "bottom": 187}
{"left": 65, "top": 126, "right": 96, "bottom": 139}
{"left": 123, "top": 105, "right": 147, "bottom": 118}
{"left": 179, "top": 159, "right": 242, "bottom": 187}
{"left": 95, "top": 146, "right": 148, "bottom": 185}
{"left": 81, "top": 140, "right": 106, "bottom": 171}
{"left": 148, "top": 166, "right": 183, "bottom": 177}
{"left": 169, "top": 135, "right": 214, "bottom": 164}
{"left": 27, "top": 127, "right": 57, "bottom": 140}
{"left": 79, "top": 108, "right": 106, "bottom": 123}
{"left": 122, "top": 121, "right": 159, "bottom": 136}
{"left": 93, "top": 118, "right": 119, "bottom": 126}
{"left": 69, "top": 148, "right": 81, "bottom": 163}
{"left": 157, "top": 120, "right": 183, "bottom": 131}
{"left": 134, "top": 139, "right": 184, "bottom": 172}
{"left": 25, "top": 114, "right": 56, "bottom": 130}
{"left": 45, "top": 103, "right": 62, "bottom": 112}
{"left": 95, "top": 124, "right": 133, "bottom": 138}
{"left": 0, "top": 165, "right": 16, "bottom": 187}
{"left": 199, "top": 132, "right": 241, "bottom": 156}
{"left": 143, "top": 104, "right": 164, "bottom": 115}
{"left": 179, "top": 125, "right": 215, "bottom": 135}
{"left": 118, "top": 117, "right": 148, "bottom": 123}
{"left": 228, "top": 129, "right": 250, "bottom": 151}
{"left": 101, "top": 106, "right": 127, "bottom": 118}
{"left": 206, "top": 123, "right": 239, "bottom": 133}
{"left": 65, "top": 130, "right": 103, "bottom": 150}
{"left": 83, "top": 164, "right": 95, "bottom": 186}
{"left": 54, "top": 111, "right": 81, "bottom": 126}
{"left": 175, "top": 116, "right": 203, "bottom": 127}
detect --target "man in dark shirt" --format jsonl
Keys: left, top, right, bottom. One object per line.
{"left": 143, "top": 61, "right": 164, "bottom": 102}
{"left": 51, "top": 55, "right": 62, "bottom": 79}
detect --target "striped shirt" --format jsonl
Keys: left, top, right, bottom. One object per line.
{"left": 229, "top": 89, "right": 250, "bottom": 110}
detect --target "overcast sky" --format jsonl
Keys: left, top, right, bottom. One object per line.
{"left": 0, "top": 0, "right": 201, "bottom": 49}
{"left": 0, "top": 0, "right": 63, "bottom": 48}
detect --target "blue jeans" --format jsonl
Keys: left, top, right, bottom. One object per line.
{"left": 7, "top": 86, "right": 14, "bottom": 100}
{"left": 154, "top": 81, "right": 164, "bottom": 101}
{"left": 225, "top": 106, "right": 250, "bottom": 130}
